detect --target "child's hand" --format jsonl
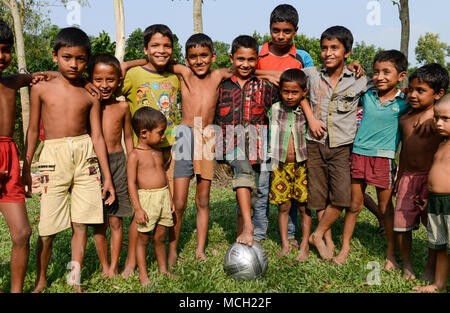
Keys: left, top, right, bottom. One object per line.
{"left": 347, "top": 62, "right": 365, "bottom": 78}
{"left": 30, "top": 71, "right": 59, "bottom": 86}
{"left": 81, "top": 79, "right": 102, "bottom": 100}
{"left": 21, "top": 171, "right": 33, "bottom": 198}
{"left": 308, "top": 118, "right": 327, "bottom": 139}
{"left": 102, "top": 180, "right": 116, "bottom": 206}
{"left": 134, "top": 208, "right": 149, "bottom": 225}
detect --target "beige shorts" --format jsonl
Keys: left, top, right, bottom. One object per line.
{"left": 137, "top": 186, "right": 174, "bottom": 233}
{"left": 38, "top": 134, "right": 103, "bottom": 236}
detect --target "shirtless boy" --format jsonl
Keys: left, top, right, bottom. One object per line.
{"left": 127, "top": 107, "right": 176, "bottom": 285}
{"left": 395, "top": 63, "right": 449, "bottom": 280}
{"left": 22, "top": 27, "right": 115, "bottom": 292}
{"left": 413, "top": 94, "right": 450, "bottom": 292}
{"left": 0, "top": 19, "right": 47, "bottom": 293}
{"left": 88, "top": 54, "right": 134, "bottom": 278}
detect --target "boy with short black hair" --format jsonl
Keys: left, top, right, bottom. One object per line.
{"left": 127, "top": 106, "right": 176, "bottom": 286}
{"left": 88, "top": 53, "right": 134, "bottom": 278}
{"left": 268, "top": 68, "right": 311, "bottom": 259}
{"left": 395, "top": 63, "right": 449, "bottom": 280}
{"left": 301, "top": 26, "right": 371, "bottom": 260}
{"left": 22, "top": 27, "right": 115, "bottom": 293}
{"left": 333, "top": 50, "right": 408, "bottom": 266}
{"left": 413, "top": 94, "right": 450, "bottom": 293}
{"left": 120, "top": 23, "right": 181, "bottom": 277}
{"left": 215, "top": 35, "right": 278, "bottom": 246}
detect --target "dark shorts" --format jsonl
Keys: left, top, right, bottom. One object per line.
{"left": 306, "top": 140, "right": 351, "bottom": 210}
{"left": 426, "top": 193, "right": 450, "bottom": 253}
{"left": 0, "top": 137, "right": 25, "bottom": 203}
{"left": 104, "top": 150, "right": 133, "bottom": 218}
{"left": 350, "top": 153, "right": 397, "bottom": 189}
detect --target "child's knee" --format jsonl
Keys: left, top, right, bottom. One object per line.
{"left": 173, "top": 198, "right": 187, "bottom": 213}
{"left": 138, "top": 233, "right": 151, "bottom": 245}
{"left": 72, "top": 223, "right": 87, "bottom": 232}
{"left": 349, "top": 199, "right": 364, "bottom": 214}
{"left": 11, "top": 225, "right": 31, "bottom": 246}
{"left": 195, "top": 194, "right": 210, "bottom": 210}
{"left": 278, "top": 202, "right": 291, "bottom": 214}
{"left": 109, "top": 217, "right": 123, "bottom": 232}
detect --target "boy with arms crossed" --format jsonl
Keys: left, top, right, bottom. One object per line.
{"left": 334, "top": 50, "right": 408, "bottom": 266}
{"left": 22, "top": 27, "right": 115, "bottom": 292}
{"left": 215, "top": 35, "right": 278, "bottom": 246}
{"left": 120, "top": 24, "right": 181, "bottom": 277}
{"left": 395, "top": 64, "right": 448, "bottom": 280}
{"left": 413, "top": 94, "right": 450, "bottom": 292}
{"left": 88, "top": 54, "right": 134, "bottom": 278}
{"left": 128, "top": 107, "right": 176, "bottom": 286}
{"left": 302, "top": 26, "right": 371, "bottom": 260}
{"left": 268, "top": 69, "right": 311, "bottom": 260}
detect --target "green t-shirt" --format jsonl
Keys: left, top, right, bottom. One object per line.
{"left": 121, "top": 66, "right": 181, "bottom": 147}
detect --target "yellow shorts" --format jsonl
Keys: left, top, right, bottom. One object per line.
{"left": 269, "top": 162, "right": 308, "bottom": 205}
{"left": 137, "top": 186, "right": 174, "bottom": 233}
{"left": 38, "top": 134, "right": 103, "bottom": 236}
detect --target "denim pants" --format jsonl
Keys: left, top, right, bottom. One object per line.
{"left": 228, "top": 159, "right": 271, "bottom": 241}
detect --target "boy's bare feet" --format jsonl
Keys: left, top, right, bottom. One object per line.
{"left": 237, "top": 224, "right": 254, "bottom": 247}
{"left": 70, "top": 285, "right": 85, "bottom": 293}
{"left": 402, "top": 264, "right": 416, "bottom": 280}
{"left": 334, "top": 248, "right": 350, "bottom": 265}
{"left": 195, "top": 251, "right": 209, "bottom": 261}
{"left": 139, "top": 275, "right": 151, "bottom": 287}
{"left": 277, "top": 245, "right": 290, "bottom": 258}
{"left": 163, "top": 272, "right": 180, "bottom": 279}
{"left": 420, "top": 268, "right": 435, "bottom": 282}
{"left": 288, "top": 238, "right": 299, "bottom": 249}
{"left": 309, "top": 233, "right": 332, "bottom": 260}
{"left": 168, "top": 251, "right": 179, "bottom": 267}
{"left": 121, "top": 266, "right": 136, "bottom": 279}
{"left": 295, "top": 243, "right": 309, "bottom": 262}
{"left": 412, "top": 284, "right": 442, "bottom": 293}
{"left": 32, "top": 281, "right": 47, "bottom": 293}
{"left": 384, "top": 257, "right": 401, "bottom": 270}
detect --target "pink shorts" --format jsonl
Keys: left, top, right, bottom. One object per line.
{"left": 350, "top": 153, "right": 396, "bottom": 189}
{"left": 394, "top": 172, "right": 428, "bottom": 232}
{"left": 0, "top": 137, "right": 25, "bottom": 203}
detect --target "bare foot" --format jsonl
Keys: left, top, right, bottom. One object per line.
{"left": 195, "top": 251, "right": 209, "bottom": 261}
{"left": 402, "top": 264, "right": 416, "bottom": 280}
{"left": 101, "top": 269, "right": 110, "bottom": 279}
{"left": 412, "top": 284, "right": 442, "bottom": 293}
{"left": 236, "top": 224, "right": 254, "bottom": 247}
{"left": 163, "top": 272, "right": 180, "bottom": 279}
{"left": 168, "top": 251, "right": 179, "bottom": 267}
{"left": 325, "top": 241, "right": 335, "bottom": 258}
{"left": 295, "top": 241, "right": 309, "bottom": 262}
{"left": 334, "top": 248, "right": 350, "bottom": 266}
{"left": 32, "top": 281, "right": 47, "bottom": 293}
{"left": 384, "top": 257, "right": 401, "bottom": 270}
{"left": 288, "top": 238, "right": 299, "bottom": 249}
{"left": 310, "top": 233, "right": 332, "bottom": 260}
{"left": 139, "top": 275, "right": 151, "bottom": 286}
{"left": 420, "top": 268, "right": 435, "bottom": 283}
{"left": 277, "top": 245, "right": 290, "bottom": 258}
{"left": 70, "top": 285, "right": 85, "bottom": 293}
{"left": 121, "top": 266, "right": 136, "bottom": 279}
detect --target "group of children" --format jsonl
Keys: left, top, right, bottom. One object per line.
{"left": 0, "top": 4, "right": 448, "bottom": 293}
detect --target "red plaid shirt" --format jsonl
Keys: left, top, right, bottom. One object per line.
{"left": 215, "top": 75, "right": 279, "bottom": 163}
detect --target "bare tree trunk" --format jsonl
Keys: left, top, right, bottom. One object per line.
{"left": 193, "top": 0, "right": 203, "bottom": 34}
{"left": 8, "top": 0, "right": 30, "bottom": 141}
{"left": 113, "top": 0, "right": 125, "bottom": 62}
{"left": 398, "top": 0, "right": 409, "bottom": 87}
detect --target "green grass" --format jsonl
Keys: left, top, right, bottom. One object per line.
{"left": 0, "top": 184, "right": 446, "bottom": 293}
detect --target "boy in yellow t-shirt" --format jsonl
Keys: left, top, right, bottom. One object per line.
{"left": 120, "top": 24, "right": 181, "bottom": 278}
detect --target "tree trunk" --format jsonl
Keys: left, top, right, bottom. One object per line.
{"left": 113, "top": 0, "right": 125, "bottom": 62}
{"left": 9, "top": 0, "right": 30, "bottom": 142}
{"left": 398, "top": 0, "right": 409, "bottom": 87}
{"left": 193, "top": 0, "right": 203, "bottom": 34}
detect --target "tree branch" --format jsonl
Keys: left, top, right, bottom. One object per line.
{"left": 1, "top": 0, "right": 11, "bottom": 9}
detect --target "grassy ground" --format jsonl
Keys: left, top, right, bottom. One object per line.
{"left": 0, "top": 183, "right": 446, "bottom": 293}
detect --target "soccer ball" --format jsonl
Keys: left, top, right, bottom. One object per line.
{"left": 224, "top": 242, "right": 268, "bottom": 280}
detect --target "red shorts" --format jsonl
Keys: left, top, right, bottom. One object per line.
{"left": 0, "top": 137, "right": 25, "bottom": 203}
{"left": 350, "top": 153, "right": 396, "bottom": 189}
{"left": 394, "top": 172, "right": 428, "bottom": 232}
